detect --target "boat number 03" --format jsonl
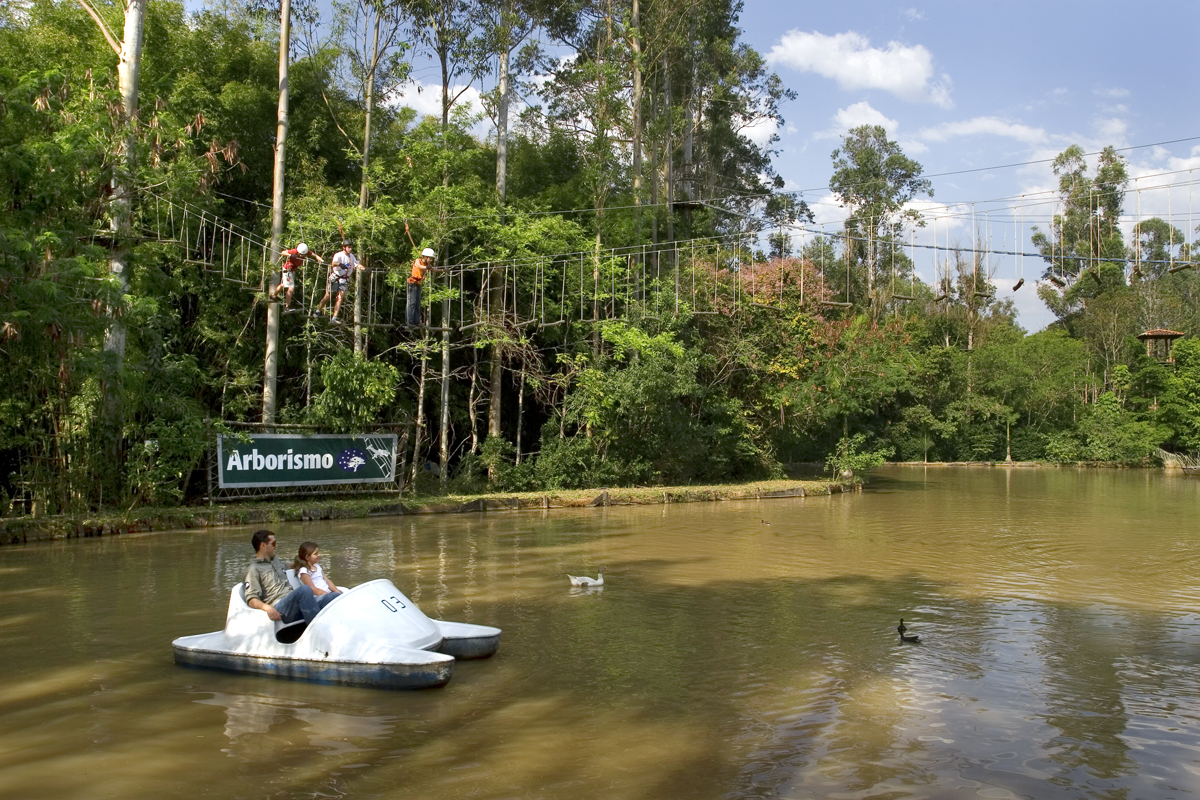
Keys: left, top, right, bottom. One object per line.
{"left": 381, "top": 595, "right": 407, "bottom": 612}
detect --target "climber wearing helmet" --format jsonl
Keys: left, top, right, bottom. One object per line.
{"left": 403, "top": 222, "right": 442, "bottom": 328}
{"left": 314, "top": 240, "right": 364, "bottom": 322}
{"left": 272, "top": 242, "right": 324, "bottom": 311}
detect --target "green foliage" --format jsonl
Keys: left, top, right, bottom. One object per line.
{"left": 474, "top": 436, "right": 536, "bottom": 493}
{"left": 1044, "top": 430, "right": 1084, "bottom": 463}
{"left": 1077, "top": 392, "right": 1165, "bottom": 463}
{"left": 825, "top": 434, "right": 893, "bottom": 483}
{"left": 126, "top": 415, "right": 208, "bottom": 506}
{"left": 1160, "top": 338, "right": 1200, "bottom": 452}
{"left": 531, "top": 434, "right": 646, "bottom": 490}
{"left": 308, "top": 351, "right": 399, "bottom": 433}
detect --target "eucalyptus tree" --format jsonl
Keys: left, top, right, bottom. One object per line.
{"left": 828, "top": 124, "right": 931, "bottom": 322}
{"left": 542, "top": 0, "right": 632, "bottom": 355}
{"left": 326, "top": 0, "right": 410, "bottom": 352}
{"left": 684, "top": 0, "right": 793, "bottom": 219}
{"left": 262, "top": 0, "right": 294, "bottom": 426}
{"left": 476, "top": 0, "right": 577, "bottom": 465}
{"left": 1032, "top": 144, "right": 1128, "bottom": 320}
{"left": 1128, "top": 217, "right": 1200, "bottom": 334}
{"left": 403, "top": 0, "right": 495, "bottom": 481}
{"left": 1129, "top": 217, "right": 1186, "bottom": 279}
{"left": 334, "top": 0, "right": 409, "bottom": 208}
{"left": 74, "top": 0, "right": 145, "bottom": 430}
{"left": 403, "top": 0, "right": 488, "bottom": 134}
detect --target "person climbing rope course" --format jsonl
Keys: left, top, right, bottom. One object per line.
{"left": 313, "top": 241, "right": 364, "bottom": 323}
{"left": 404, "top": 221, "right": 441, "bottom": 328}
{"left": 271, "top": 242, "right": 324, "bottom": 311}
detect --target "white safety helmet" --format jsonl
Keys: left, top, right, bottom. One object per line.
{"left": 421, "top": 248, "right": 436, "bottom": 259}
{"left": 297, "top": 243, "right": 309, "bottom": 255}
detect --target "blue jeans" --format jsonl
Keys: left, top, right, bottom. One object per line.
{"left": 406, "top": 282, "right": 421, "bottom": 326}
{"left": 274, "top": 585, "right": 339, "bottom": 624}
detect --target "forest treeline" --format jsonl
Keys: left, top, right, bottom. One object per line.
{"left": 3, "top": 0, "right": 1200, "bottom": 513}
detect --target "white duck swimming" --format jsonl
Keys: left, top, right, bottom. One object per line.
{"left": 567, "top": 566, "right": 607, "bottom": 587}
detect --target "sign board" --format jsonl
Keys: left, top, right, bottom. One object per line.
{"left": 217, "top": 433, "right": 398, "bottom": 488}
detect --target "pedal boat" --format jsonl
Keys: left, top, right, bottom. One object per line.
{"left": 172, "top": 578, "right": 500, "bottom": 689}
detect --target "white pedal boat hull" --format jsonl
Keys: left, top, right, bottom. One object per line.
{"left": 172, "top": 578, "right": 500, "bottom": 689}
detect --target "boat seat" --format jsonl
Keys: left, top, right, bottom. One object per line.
{"left": 234, "top": 583, "right": 309, "bottom": 643}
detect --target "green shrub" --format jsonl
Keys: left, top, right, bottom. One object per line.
{"left": 308, "top": 351, "right": 399, "bottom": 433}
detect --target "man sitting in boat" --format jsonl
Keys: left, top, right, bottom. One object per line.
{"left": 245, "top": 529, "right": 339, "bottom": 624}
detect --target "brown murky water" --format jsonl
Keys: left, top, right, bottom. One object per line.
{"left": 3, "top": 466, "right": 1200, "bottom": 800}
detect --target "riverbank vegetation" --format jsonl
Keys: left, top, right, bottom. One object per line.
{"left": 2, "top": 0, "right": 1199, "bottom": 515}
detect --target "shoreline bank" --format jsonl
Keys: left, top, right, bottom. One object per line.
{"left": 0, "top": 478, "right": 853, "bottom": 546}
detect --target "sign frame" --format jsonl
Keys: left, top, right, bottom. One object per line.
{"left": 217, "top": 433, "right": 398, "bottom": 489}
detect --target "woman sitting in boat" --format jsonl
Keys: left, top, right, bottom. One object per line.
{"left": 293, "top": 541, "right": 341, "bottom": 597}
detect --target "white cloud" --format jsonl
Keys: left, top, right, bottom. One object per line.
{"left": 815, "top": 101, "right": 898, "bottom": 139}
{"left": 766, "top": 30, "right": 953, "bottom": 107}
{"left": 1093, "top": 117, "right": 1129, "bottom": 146}
{"left": 392, "top": 81, "right": 491, "bottom": 138}
{"left": 807, "top": 193, "right": 850, "bottom": 227}
{"left": 918, "top": 116, "right": 1047, "bottom": 145}
{"left": 738, "top": 114, "right": 780, "bottom": 146}
{"left": 1166, "top": 145, "right": 1200, "bottom": 171}
{"left": 1094, "top": 87, "right": 1130, "bottom": 98}
{"left": 902, "top": 7, "right": 924, "bottom": 20}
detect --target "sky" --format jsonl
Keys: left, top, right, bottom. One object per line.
{"left": 733, "top": 0, "right": 1200, "bottom": 330}
{"left": 313, "top": 0, "right": 1200, "bottom": 332}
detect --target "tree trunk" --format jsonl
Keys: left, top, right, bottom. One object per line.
{"left": 487, "top": 1, "right": 512, "bottom": 480}
{"left": 359, "top": 10, "right": 379, "bottom": 209}
{"left": 649, "top": 84, "right": 658, "bottom": 246}
{"left": 630, "top": 0, "right": 642, "bottom": 241}
{"left": 103, "top": 0, "right": 146, "bottom": 369}
{"left": 663, "top": 53, "right": 674, "bottom": 243}
{"left": 439, "top": 289, "right": 451, "bottom": 487}
{"left": 262, "top": 0, "right": 291, "bottom": 426}
{"left": 81, "top": 0, "right": 145, "bottom": 449}
{"left": 592, "top": 227, "right": 602, "bottom": 355}
{"left": 681, "top": 18, "right": 695, "bottom": 210}
{"left": 515, "top": 369, "right": 525, "bottom": 464}
{"left": 866, "top": 220, "right": 876, "bottom": 316}
{"left": 396, "top": 422, "right": 411, "bottom": 491}
{"left": 487, "top": 344, "right": 502, "bottom": 479}
{"left": 468, "top": 346, "right": 480, "bottom": 454}
{"left": 495, "top": 0, "right": 510, "bottom": 206}
{"left": 354, "top": 10, "right": 381, "bottom": 355}
{"left": 409, "top": 341, "right": 429, "bottom": 491}
{"left": 439, "top": 43, "right": 450, "bottom": 133}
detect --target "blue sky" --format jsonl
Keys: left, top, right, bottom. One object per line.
{"left": 733, "top": 1, "right": 1200, "bottom": 330}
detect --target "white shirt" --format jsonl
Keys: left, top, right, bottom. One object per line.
{"left": 298, "top": 563, "right": 331, "bottom": 592}
{"left": 331, "top": 250, "right": 358, "bottom": 278}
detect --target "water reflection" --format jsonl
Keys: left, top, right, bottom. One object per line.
{"left": 1, "top": 467, "right": 1200, "bottom": 799}
{"left": 194, "top": 691, "right": 397, "bottom": 757}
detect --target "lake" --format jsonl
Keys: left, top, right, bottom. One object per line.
{"left": 1, "top": 466, "right": 1199, "bottom": 799}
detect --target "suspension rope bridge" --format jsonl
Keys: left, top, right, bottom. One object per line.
{"left": 139, "top": 170, "right": 1199, "bottom": 349}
